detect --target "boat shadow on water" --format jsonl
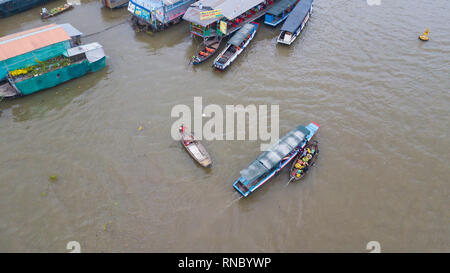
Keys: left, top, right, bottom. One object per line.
{"left": 133, "top": 21, "right": 190, "bottom": 51}
{"left": 0, "top": 66, "right": 107, "bottom": 122}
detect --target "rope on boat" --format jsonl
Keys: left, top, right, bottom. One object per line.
{"left": 83, "top": 20, "right": 128, "bottom": 38}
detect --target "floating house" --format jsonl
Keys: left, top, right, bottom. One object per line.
{"left": 0, "top": 0, "right": 55, "bottom": 18}
{"left": 128, "top": 0, "right": 195, "bottom": 32}
{"left": 101, "top": 0, "right": 129, "bottom": 9}
{"left": 0, "top": 24, "right": 106, "bottom": 98}
{"left": 183, "top": 0, "right": 275, "bottom": 39}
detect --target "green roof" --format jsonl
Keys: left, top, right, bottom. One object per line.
{"left": 228, "top": 23, "right": 256, "bottom": 47}
{"left": 267, "top": 0, "right": 297, "bottom": 16}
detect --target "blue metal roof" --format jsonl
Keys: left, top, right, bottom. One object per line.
{"left": 280, "top": 0, "right": 313, "bottom": 33}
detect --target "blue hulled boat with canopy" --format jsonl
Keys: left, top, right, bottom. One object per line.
{"left": 233, "top": 122, "right": 320, "bottom": 197}
{"left": 277, "top": 0, "right": 313, "bottom": 45}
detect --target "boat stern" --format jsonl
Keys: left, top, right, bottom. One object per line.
{"left": 233, "top": 177, "right": 250, "bottom": 197}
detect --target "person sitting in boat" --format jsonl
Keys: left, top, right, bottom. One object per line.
{"left": 179, "top": 125, "right": 194, "bottom": 145}
{"left": 41, "top": 7, "right": 49, "bottom": 15}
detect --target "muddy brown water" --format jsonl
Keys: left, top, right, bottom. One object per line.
{"left": 0, "top": 0, "right": 449, "bottom": 252}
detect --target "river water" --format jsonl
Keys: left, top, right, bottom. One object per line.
{"left": 0, "top": 0, "right": 449, "bottom": 252}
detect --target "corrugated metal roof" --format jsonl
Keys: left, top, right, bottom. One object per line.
{"left": 183, "top": 0, "right": 264, "bottom": 25}
{"left": 0, "top": 24, "right": 70, "bottom": 61}
{"left": 280, "top": 0, "right": 313, "bottom": 33}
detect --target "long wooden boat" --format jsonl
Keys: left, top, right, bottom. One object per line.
{"left": 233, "top": 122, "right": 320, "bottom": 197}
{"left": 213, "top": 22, "right": 259, "bottom": 71}
{"left": 288, "top": 140, "right": 319, "bottom": 182}
{"left": 101, "top": 0, "right": 129, "bottom": 9}
{"left": 179, "top": 125, "right": 212, "bottom": 168}
{"left": 277, "top": 0, "right": 313, "bottom": 45}
{"left": 264, "top": 0, "right": 299, "bottom": 27}
{"left": 191, "top": 36, "right": 222, "bottom": 65}
{"left": 40, "top": 3, "right": 73, "bottom": 19}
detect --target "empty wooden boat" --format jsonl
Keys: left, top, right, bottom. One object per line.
{"left": 213, "top": 22, "right": 259, "bottom": 71}
{"left": 288, "top": 140, "right": 319, "bottom": 182}
{"left": 192, "top": 36, "right": 222, "bottom": 65}
{"left": 277, "top": 0, "right": 313, "bottom": 45}
{"left": 179, "top": 125, "right": 212, "bottom": 168}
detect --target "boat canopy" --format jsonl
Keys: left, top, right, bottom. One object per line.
{"left": 228, "top": 23, "right": 256, "bottom": 46}
{"left": 267, "top": 0, "right": 297, "bottom": 16}
{"left": 239, "top": 125, "right": 309, "bottom": 183}
{"left": 281, "top": 0, "right": 313, "bottom": 33}
{"left": 240, "top": 160, "right": 268, "bottom": 184}
{"left": 65, "top": 42, "right": 105, "bottom": 63}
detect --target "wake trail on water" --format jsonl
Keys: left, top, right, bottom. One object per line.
{"left": 217, "top": 192, "right": 243, "bottom": 215}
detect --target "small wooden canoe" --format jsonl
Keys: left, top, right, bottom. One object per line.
{"left": 179, "top": 125, "right": 212, "bottom": 168}
{"left": 40, "top": 3, "right": 73, "bottom": 19}
{"left": 288, "top": 140, "right": 318, "bottom": 182}
{"left": 192, "top": 36, "right": 222, "bottom": 65}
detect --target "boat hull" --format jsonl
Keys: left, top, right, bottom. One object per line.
{"left": 14, "top": 57, "right": 106, "bottom": 96}
{"left": 233, "top": 122, "right": 320, "bottom": 197}
{"left": 40, "top": 4, "right": 73, "bottom": 19}
{"left": 264, "top": 13, "right": 290, "bottom": 27}
{"left": 179, "top": 126, "right": 212, "bottom": 168}
{"left": 289, "top": 141, "right": 319, "bottom": 182}
{"left": 213, "top": 23, "right": 258, "bottom": 71}
{"left": 0, "top": 0, "right": 55, "bottom": 18}
{"left": 277, "top": 3, "right": 313, "bottom": 45}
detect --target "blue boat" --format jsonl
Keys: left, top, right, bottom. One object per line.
{"left": 0, "top": 0, "right": 55, "bottom": 18}
{"left": 277, "top": 0, "right": 313, "bottom": 45}
{"left": 264, "top": 0, "right": 299, "bottom": 27}
{"left": 233, "top": 122, "right": 320, "bottom": 197}
{"left": 213, "top": 22, "right": 259, "bottom": 71}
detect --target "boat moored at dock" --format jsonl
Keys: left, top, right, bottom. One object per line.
{"left": 128, "top": 0, "right": 195, "bottom": 32}
{"left": 179, "top": 125, "right": 212, "bottom": 168}
{"left": 233, "top": 122, "right": 320, "bottom": 197}
{"left": 191, "top": 36, "right": 223, "bottom": 65}
{"left": 277, "top": 0, "right": 313, "bottom": 45}
{"left": 0, "top": 0, "right": 55, "bottom": 18}
{"left": 0, "top": 24, "right": 106, "bottom": 98}
{"left": 212, "top": 22, "right": 258, "bottom": 71}
{"left": 264, "top": 0, "right": 299, "bottom": 27}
